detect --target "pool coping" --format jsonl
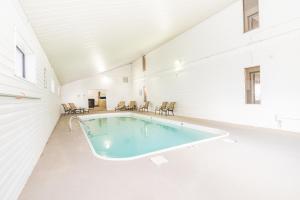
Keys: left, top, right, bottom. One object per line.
{"left": 78, "top": 112, "right": 229, "bottom": 161}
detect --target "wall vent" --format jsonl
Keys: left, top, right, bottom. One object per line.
{"left": 123, "top": 77, "right": 129, "bottom": 83}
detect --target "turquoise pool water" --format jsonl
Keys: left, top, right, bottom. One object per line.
{"left": 81, "top": 116, "right": 217, "bottom": 160}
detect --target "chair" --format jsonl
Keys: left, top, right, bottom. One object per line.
{"left": 115, "top": 101, "right": 126, "bottom": 111}
{"left": 162, "top": 102, "right": 176, "bottom": 116}
{"left": 126, "top": 101, "right": 137, "bottom": 111}
{"left": 68, "top": 103, "right": 84, "bottom": 114}
{"left": 139, "top": 101, "right": 150, "bottom": 112}
{"left": 155, "top": 102, "right": 168, "bottom": 115}
{"left": 62, "top": 104, "right": 71, "bottom": 115}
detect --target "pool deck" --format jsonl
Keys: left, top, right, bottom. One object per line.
{"left": 19, "top": 111, "right": 300, "bottom": 200}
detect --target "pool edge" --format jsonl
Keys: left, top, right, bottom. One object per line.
{"left": 79, "top": 112, "right": 230, "bottom": 161}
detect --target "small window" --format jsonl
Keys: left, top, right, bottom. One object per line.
{"left": 57, "top": 87, "right": 61, "bottom": 96}
{"left": 245, "top": 66, "right": 261, "bottom": 104}
{"left": 243, "top": 0, "right": 259, "bottom": 32}
{"left": 142, "top": 56, "right": 146, "bottom": 72}
{"left": 143, "top": 86, "right": 148, "bottom": 102}
{"left": 16, "top": 46, "right": 26, "bottom": 78}
{"left": 51, "top": 79, "right": 55, "bottom": 93}
{"left": 15, "top": 45, "right": 37, "bottom": 83}
{"left": 43, "top": 68, "right": 47, "bottom": 88}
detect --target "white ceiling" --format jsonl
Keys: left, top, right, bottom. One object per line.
{"left": 19, "top": 0, "right": 237, "bottom": 84}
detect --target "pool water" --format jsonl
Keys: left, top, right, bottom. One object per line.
{"left": 81, "top": 116, "right": 218, "bottom": 160}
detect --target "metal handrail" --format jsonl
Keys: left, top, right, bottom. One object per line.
{"left": 69, "top": 116, "right": 82, "bottom": 131}
{"left": 69, "top": 116, "right": 91, "bottom": 134}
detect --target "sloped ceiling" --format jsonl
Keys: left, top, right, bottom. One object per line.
{"left": 19, "top": 0, "right": 237, "bottom": 84}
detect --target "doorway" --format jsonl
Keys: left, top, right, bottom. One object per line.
{"left": 87, "top": 89, "right": 107, "bottom": 111}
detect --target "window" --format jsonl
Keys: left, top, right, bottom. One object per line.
{"left": 142, "top": 55, "right": 146, "bottom": 72}
{"left": 243, "top": 0, "right": 259, "bottom": 32}
{"left": 51, "top": 79, "right": 55, "bottom": 93}
{"left": 15, "top": 44, "right": 37, "bottom": 83}
{"left": 245, "top": 66, "right": 261, "bottom": 104}
{"left": 43, "top": 68, "right": 47, "bottom": 88}
{"left": 16, "top": 46, "right": 26, "bottom": 78}
{"left": 57, "top": 87, "right": 61, "bottom": 96}
{"left": 143, "top": 86, "right": 148, "bottom": 102}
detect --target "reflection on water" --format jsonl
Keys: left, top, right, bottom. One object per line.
{"left": 82, "top": 116, "right": 215, "bottom": 159}
{"left": 103, "top": 139, "right": 111, "bottom": 149}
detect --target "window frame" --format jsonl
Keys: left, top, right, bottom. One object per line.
{"left": 245, "top": 66, "right": 261, "bottom": 104}
{"left": 142, "top": 56, "right": 146, "bottom": 72}
{"left": 16, "top": 45, "right": 26, "bottom": 79}
{"left": 243, "top": 0, "right": 260, "bottom": 33}
{"left": 43, "top": 68, "right": 48, "bottom": 89}
{"left": 51, "top": 79, "right": 55, "bottom": 93}
{"left": 247, "top": 12, "right": 259, "bottom": 31}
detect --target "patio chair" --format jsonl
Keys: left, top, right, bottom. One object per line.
{"left": 126, "top": 101, "right": 137, "bottom": 111}
{"left": 138, "top": 101, "right": 150, "bottom": 112}
{"left": 68, "top": 103, "right": 84, "bottom": 114}
{"left": 162, "top": 102, "right": 176, "bottom": 116}
{"left": 115, "top": 101, "right": 126, "bottom": 111}
{"left": 155, "top": 102, "right": 168, "bottom": 115}
{"left": 62, "top": 103, "right": 71, "bottom": 115}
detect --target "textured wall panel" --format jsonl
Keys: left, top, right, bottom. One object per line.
{"left": 0, "top": 0, "right": 61, "bottom": 199}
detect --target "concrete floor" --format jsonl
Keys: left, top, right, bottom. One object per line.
{"left": 19, "top": 111, "right": 300, "bottom": 200}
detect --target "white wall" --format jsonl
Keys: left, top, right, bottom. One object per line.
{"left": 61, "top": 65, "right": 132, "bottom": 111}
{"left": 0, "top": 0, "right": 61, "bottom": 199}
{"left": 132, "top": 0, "right": 300, "bottom": 132}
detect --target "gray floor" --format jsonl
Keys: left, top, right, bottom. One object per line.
{"left": 19, "top": 112, "right": 300, "bottom": 200}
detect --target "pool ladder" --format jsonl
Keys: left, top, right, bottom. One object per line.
{"left": 69, "top": 116, "right": 91, "bottom": 134}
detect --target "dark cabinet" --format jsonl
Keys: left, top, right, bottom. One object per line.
{"left": 88, "top": 99, "right": 95, "bottom": 108}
